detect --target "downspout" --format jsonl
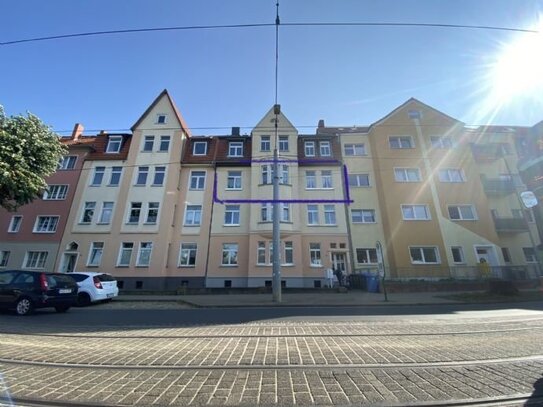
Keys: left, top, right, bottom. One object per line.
{"left": 339, "top": 133, "right": 356, "bottom": 276}
{"left": 203, "top": 143, "right": 219, "bottom": 287}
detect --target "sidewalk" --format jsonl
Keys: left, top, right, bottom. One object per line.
{"left": 117, "top": 290, "right": 465, "bottom": 307}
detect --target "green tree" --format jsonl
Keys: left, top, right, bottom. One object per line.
{"left": 0, "top": 106, "right": 67, "bottom": 211}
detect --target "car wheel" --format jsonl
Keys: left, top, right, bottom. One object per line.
{"left": 55, "top": 305, "right": 70, "bottom": 313}
{"left": 77, "top": 292, "right": 91, "bottom": 307}
{"left": 15, "top": 297, "right": 34, "bottom": 316}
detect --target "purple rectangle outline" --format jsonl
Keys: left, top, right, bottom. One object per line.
{"left": 213, "top": 164, "right": 353, "bottom": 205}
{"left": 235, "top": 158, "right": 341, "bottom": 164}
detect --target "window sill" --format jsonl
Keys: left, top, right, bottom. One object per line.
{"left": 151, "top": 184, "right": 164, "bottom": 187}
{"left": 223, "top": 224, "right": 240, "bottom": 227}
{"left": 178, "top": 265, "right": 196, "bottom": 268}
{"left": 32, "top": 231, "right": 56, "bottom": 234}
{"left": 352, "top": 222, "right": 377, "bottom": 224}
{"left": 135, "top": 265, "right": 150, "bottom": 268}
{"left": 220, "top": 265, "right": 238, "bottom": 267}
{"left": 225, "top": 188, "right": 243, "bottom": 191}
{"left": 402, "top": 219, "right": 431, "bottom": 221}
{"left": 96, "top": 222, "right": 111, "bottom": 225}
{"left": 115, "top": 265, "right": 130, "bottom": 268}
{"left": 183, "top": 224, "right": 201, "bottom": 227}
{"left": 310, "top": 265, "right": 323, "bottom": 268}
{"left": 144, "top": 222, "right": 157, "bottom": 225}
{"left": 411, "top": 262, "right": 441, "bottom": 265}
{"left": 189, "top": 188, "right": 205, "bottom": 191}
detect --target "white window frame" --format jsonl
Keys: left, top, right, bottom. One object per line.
{"left": 159, "top": 135, "right": 170, "bottom": 152}
{"left": 409, "top": 246, "right": 440, "bottom": 264}
{"left": 257, "top": 242, "right": 267, "bottom": 265}
{"left": 193, "top": 141, "right": 207, "bottom": 155}
{"left": 281, "top": 203, "right": 290, "bottom": 222}
{"left": 344, "top": 144, "right": 366, "bottom": 156}
{"left": 227, "top": 171, "right": 242, "bottom": 190}
{"left": 304, "top": 141, "right": 315, "bottom": 157}
{"left": 439, "top": 168, "right": 465, "bottom": 183}
{"left": 224, "top": 205, "right": 240, "bottom": 226}
{"left": 351, "top": 209, "right": 376, "bottom": 223}
{"left": 309, "top": 243, "right": 322, "bottom": 266}
{"left": 127, "top": 202, "right": 142, "bottom": 224}
{"left": 321, "top": 170, "right": 333, "bottom": 188}
{"left": 135, "top": 166, "right": 149, "bottom": 186}
{"left": 106, "top": 135, "right": 122, "bottom": 153}
{"left": 356, "top": 248, "right": 378, "bottom": 264}
{"left": 136, "top": 242, "right": 153, "bottom": 266}
{"left": 401, "top": 204, "right": 431, "bottom": 220}
{"left": 43, "top": 185, "right": 68, "bottom": 200}
{"left": 143, "top": 135, "right": 155, "bottom": 152}
{"left": 279, "top": 136, "right": 289, "bottom": 152}
{"left": 0, "top": 250, "right": 10, "bottom": 267}
{"left": 8, "top": 215, "right": 22, "bottom": 233}
{"left": 222, "top": 243, "right": 238, "bottom": 266}
{"left": 81, "top": 202, "right": 96, "bottom": 224}
{"left": 389, "top": 136, "right": 414, "bottom": 149}
{"left": 261, "top": 165, "right": 271, "bottom": 185}
{"left": 90, "top": 166, "right": 105, "bottom": 186}
{"left": 153, "top": 166, "right": 166, "bottom": 186}
{"left": 261, "top": 204, "right": 272, "bottom": 222}
{"left": 23, "top": 251, "right": 48, "bottom": 269}
{"left": 523, "top": 247, "right": 537, "bottom": 263}
{"left": 109, "top": 167, "right": 122, "bottom": 186}
{"left": 178, "top": 243, "right": 197, "bottom": 267}
{"left": 431, "top": 136, "right": 453, "bottom": 149}
{"left": 117, "top": 242, "right": 134, "bottom": 267}
{"left": 448, "top": 205, "right": 477, "bottom": 221}
{"left": 58, "top": 156, "right": 76, "bottom": 170}
{"left": 319, "top": 141, "right": 331, "bottom": 156}
{"left": 228, "top": 141, "right": 243, "bottom": 157}
{"left": 451, "top": 246, "right": 465, "bottom": 264}
{"left": 184, "top": 205, "right": 202, "bottom": 226}
{"left": 394, "top": 168, "right": 421, "bottom": 182}
{"left": 261, "top": 135, "right": 271, "bottom": 152}
{"left": 87, "top": 242, "right": 104, "bottom": 267}
{"left": 190, "top": 171, "right": 206, "bottom": 190}
{"left": 146, "top": 202, "right": 160, "bottom": 224}
{"left": 33, "top": 216, "right": 59, "bottom": 233}
{"left": 324, "top": 205, "right": 336, "bottom": 225}
{"left": 98, "top": 202, "right": 114, "bottom": 224}
{"left": 306, "top": 171, "right": 317, "bottom": 189}
{"left": 283, "top": 241, "right": 294, "bottom": 265}
{"left": 281, "top": 165, "right": 289, "bottom": 184}
{"left": 348, "top": 173, "right": 370, "bottom": 187}
{"left": 307, "top": 205, "right": 319, "bottom": 225}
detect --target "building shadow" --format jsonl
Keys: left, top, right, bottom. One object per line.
{"left": 526, "top": 376, "right": 543, "bottom": 406}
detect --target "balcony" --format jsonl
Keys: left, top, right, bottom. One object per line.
{"left": 493, "top": 217, "right": 529, "bottom": 233}
{"left": 481, "top": 177, "right": 515, "bottom": 196}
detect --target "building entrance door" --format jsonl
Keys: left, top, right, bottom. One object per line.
{"left": 332, "top": 253, "right": 346, "bottom": 273}
{"left": 60, "top": 253, "right": 77, "bottom": 273}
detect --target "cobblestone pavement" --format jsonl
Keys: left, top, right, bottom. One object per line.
{"left": 1, "top": 312, "right": 543, "bottom": 406}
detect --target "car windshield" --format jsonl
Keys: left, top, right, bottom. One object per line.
{"left": 97, "top": 274, "right": 115, "bottom": 282}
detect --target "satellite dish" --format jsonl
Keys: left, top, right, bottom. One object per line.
{"left": 520, "top": 191, "right": 538, "bottom": 208}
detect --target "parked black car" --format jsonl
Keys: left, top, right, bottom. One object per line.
{"left": 0, "top": 270, "right": 78, "bottom": 315}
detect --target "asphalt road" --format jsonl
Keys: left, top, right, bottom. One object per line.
{"left": 1, "top": 303, "right": 543, "bottom": 406}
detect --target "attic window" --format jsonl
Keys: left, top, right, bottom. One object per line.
{"left": 193, "top": 141, "right": 207, "bottom": 156}
{"left": 156, "top": 114, "right": 167, "bottom": 124}
{"left": 408, "top": 110, "right": 421, "bottom": 119}
{"left": 106, "top": 136, "right": 122, "bottom": 153}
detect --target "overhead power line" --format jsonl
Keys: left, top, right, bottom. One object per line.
{"left": 1, "top": 21, "right": 539, "bottom": 46}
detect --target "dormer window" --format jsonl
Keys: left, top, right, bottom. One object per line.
{"left": 106, "top": 136, "right": 122, "bottom": 153}
{"left": 305, "top": 141, "right": 315, "bottom": 157}
{"left": 156, "top": 114, "right": 167, "bottom": 124}
{"left": 320, "top": 141, "right": 331, "bottom": 156}
{"left": 193, "top": 141, "right": 207, "bottom": 155}
{"left": 228, "top": 141, "right": 243, "bottom": 157}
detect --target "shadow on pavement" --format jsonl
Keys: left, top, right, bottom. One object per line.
{"left": 526, "top": 375, "right": 543, "bottom": 406}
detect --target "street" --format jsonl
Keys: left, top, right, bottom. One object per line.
{"left": 1, "top": 302, "right": 543, "bottom": 406}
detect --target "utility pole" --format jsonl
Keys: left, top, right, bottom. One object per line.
{"left": 272, "top": 1, "right": 282, "bottom": 303}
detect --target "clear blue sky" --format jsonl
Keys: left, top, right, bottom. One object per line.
{"left": 1, "top": 0, "right": 543, "bottom": 135}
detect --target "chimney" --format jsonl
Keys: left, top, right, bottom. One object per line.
{"left": 231, "top": 127, "right": 240, "bottom": 136}
{"left": 318, "top": 119, "right": 325, "bottom": 128}
{"left": 71, "top": 123, "right": 84, "bottom": 140}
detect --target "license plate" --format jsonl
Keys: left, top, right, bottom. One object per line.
{"left": 59, "top": 289, "right": 72, "bottom": 294}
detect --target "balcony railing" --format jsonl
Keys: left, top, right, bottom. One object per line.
{"left": 481, "top": 177, "right": 515, "bottom": 196}
{"left": 493, "top": 217, "right": 529, "bottom": 233}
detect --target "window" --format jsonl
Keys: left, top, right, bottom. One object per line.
{"left": 305, "top": 141, "right": 315, "bottom": 156}
{"left": 81, "top": 202, "right": 96, "bottom": 223}
{"left": 281, "top": 165, "right": 289, "bottom": 184}
{"left": 307, "top": 205, "right": 319, "bottom": 225}
{"left": 448, "top": 205, "right": 477, "bottom": 220}
{"left": 284, "top": 241, "right": 293, "bottom": 264}
{"left": 156, "top": 114, "right": 167, "bottom": 124}
{"left": 0, "top": 251, "right": 10, "bottom": 267}
{"left": 306, "top": 171, "right": 317, "bottom": 189}
{"left": 91, "top": 166, "right": 106, "bottom": 186}
{"left": 451, "top": 247, "right": 465, "bottom": 263}
{"left": 179, "top": 243, "right": 197, "bottom": 266}
{"left": 320, "top": 141, "right": 331, "bottom": 156}
{"left": 87, "top": 242, "right": 104, "bottom": 266}
{"left": 501, "top": 247, "right": 512, "bottom": 263}
{"left": 58, "top": 156, "right": 76, "bottom": 170}
{"left": 193, "top": 141, "right": 207, "bottom": 155}
{"left": 394, "top": 168, "right": 421, "bottom": 182}
{"left": 356, "top": 248, "right": 378, "bottom": 264}
{"left": 146, "top": 202, "right": 159, "bottom": 223}
{"left": 281, "top": 203, "right": 290, "bottom": 222}
{"left": 344, "top": 144, "right": 366, "bottom": 156}
{"left": 117, "top": 242, "right": 133, "bottom": 266}
{"left": 135, "top": 166, "right": 149, "bottom": 186}
{"left": 99, "top": 202, "right": 114, "bottom": 224}
{"left": 152, "top": 166, "right": 166, "bottom": 186}
{"left": 24, "top": 251, "right": 48, "bottom": 269}
{"left": 439, "top": 169, "right": 465, "bottom": 183}
{"left": 324, "top": 205, "right": 336, "bottom": 225}
{"left": 257, "top": 242, "right": 266, "bottom": 264}
{"left": 190, "top": 171, "right": 206, "bottom": 190}
{"left": 137, "top": 242, "right": 153, "bottom": 266}
{"left": 351, "top": 209, "right": 376, "bottom": 223}
{"left": 143, "top": 135, "right": 154, "bottom": 151}
{"left": 410, "top": 247, "right": 440, "bottom": 264}
{"left": 309, "top": 243, "right": 321, "bottom": 266}
{"left": 8, "top": 216, "right": 22, "bottom": 233}
{"left": 279, "top": 136, "right": 289, "bottom": 152}
{"left": 109, "top": 167, "right": 122, "bottom": 186}
{"left": 184, "top": 205, "right": 202, "bottom": 226}
{"left": 224, "top": 205, "right": 240, "bottom": 226}
{"left": 43, "top": 185, "right": 68, "bottom": 200}
{"left": 261, "top": 135, "right": 271, "bottom": 151}
{"left": 402, "top": 205, "right": 431, "bottom": 220}
{"left": 389, "top": 136, "right": 414, "bottom": 149}
{"left": 261, "top": 165, "right": 270, "bottom": 185}
{"left": 261, "top": 204, "right": 272, "bottom": 222}
{"left": 106, "top": 136, "right": 122, "bottom": 153}
{"left": 348, "top": 174, "right": 370, "bottom": 187}
{"left": 228, "top": 141, "right": 243, "bottom": 157}
{"left": 321, "top": 170, "right": 332, "bottom": 188}
{"left": 227, "top": 171, "right": 242, "bottom": 190}
{"left": 523, "top": 247, "right": 536, "bottom": 263}
{"left": 430, "top": 136, "right": 453, "bottom": 149}
{"left": 128, "top": 202, "right": 142, "bottom": 224}
{"left": 222, "top": 243, "right": 238, "bottom": 265}
{"left": 159, "top": 136, "right": 170, "bottom": 152}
